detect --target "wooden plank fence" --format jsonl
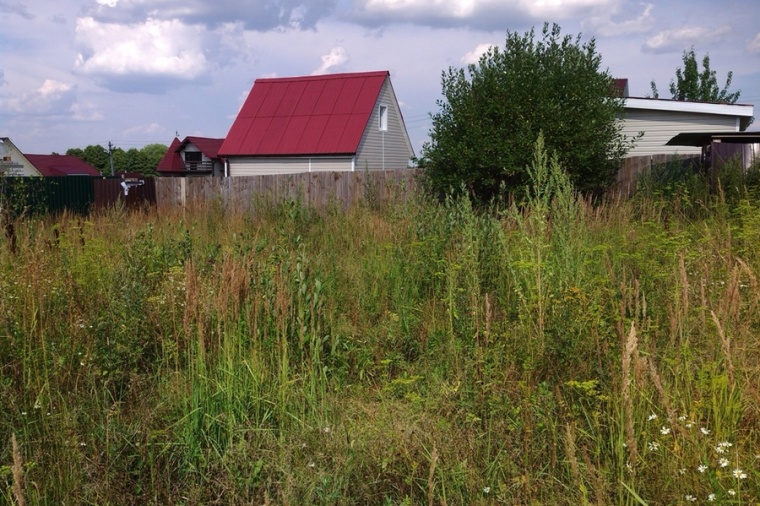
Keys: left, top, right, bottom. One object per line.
{"left": 616, "top": 154, "right": 701, "bottom": 195}
{"left": 7, "top": 156, "right": 722, "bottom": 217}
{"left": 154, "top": 169, "right": 419, "bottom": 211}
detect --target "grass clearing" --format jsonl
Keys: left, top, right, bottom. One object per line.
{"left": 2, "top": 149, "right": 760, "bottom": 504}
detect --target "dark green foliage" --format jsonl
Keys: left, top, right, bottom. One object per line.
{"left": 422, "top": 22, "right": 632, "bottom": 202}
{"left": 67, "top": 143, "right": 167, "bottom": 176}
{"left": 650, "top": 47, "right": 741, "bottom": 103}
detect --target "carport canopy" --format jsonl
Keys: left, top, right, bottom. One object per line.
{"left": 667, "top": 131, "right": 760, "bottom": 147}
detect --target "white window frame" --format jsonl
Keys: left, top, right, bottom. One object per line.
{"left": 378, "top": 104, "right": 388, "bottom": 132}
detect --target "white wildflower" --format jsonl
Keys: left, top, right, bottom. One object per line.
{"left": 700, "top": 427, "right": 710, "bottom": 435}
{"left": 660, "top": 426, "right": 671, "bottom": 435}
{"left": 648, "top": 413, "right": 657, "bottom": 421}
{"left": 697, "top": 464, "right": 708, "bottom": 473}
{"left": 719, "top": 458, "right": 729, "bottom": 468}
{"left": 732, "top": 468, "right": 747, "bottom": 480}
{"left": 483, "top": 486, "right": 491, "bottom": 494}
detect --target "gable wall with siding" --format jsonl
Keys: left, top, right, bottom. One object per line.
{"left": 0, "top": 139, "right": 41, "bottom": 177}
{"left": 228, "top": 156, "right": 353, "bottom": 176}
{"left": 621, "top": 109, "right": 739, "bottom": 157}
{"left": 355, "top": 79, "right": 415, "bottom": 170}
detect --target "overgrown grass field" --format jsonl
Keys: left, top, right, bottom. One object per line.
{"left": 2, "top": 148, "right": 760, "bottom": 504}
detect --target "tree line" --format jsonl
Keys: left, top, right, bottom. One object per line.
{"left": 65, "top": 144, "right": 167, "bottom": 176}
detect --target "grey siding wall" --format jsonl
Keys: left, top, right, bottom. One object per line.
{"left": 355, "top": 79, "right": 415, "bottom": 170}
{"left": 228, "top": 157, "right": 353, "bottom": 176}
{"left": 621, "top": 109, "right": 738, "bottom": 157}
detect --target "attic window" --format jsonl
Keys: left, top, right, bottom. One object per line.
{"left": 379, "top": 105, "right": 388, "bottom": 132}
{"left": 185, "top": 151, "right": 202, "bottom": 163}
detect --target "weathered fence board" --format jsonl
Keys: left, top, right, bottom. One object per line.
{"left": 616, "top": 154, "right": 700, "bottom": 195}
{"left": 153, "top": 169, "right": 419, "bottom": 212}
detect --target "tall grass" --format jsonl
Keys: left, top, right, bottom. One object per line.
{"left": 2, "top": 147, "right": 760, "bottom": 504}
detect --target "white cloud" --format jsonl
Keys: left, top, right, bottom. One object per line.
{"left": 349, "top": 0, "right": 614, "bottom": 28}
{"left": 2, "top": 79, "right": 76, "bottom": 114}
{"left": 74, "top": 16, "right": 209, "bottom": 92}
{"left": 71, "top": 101, "right": 104, "bottom": 121}
{"left": 643, "top": 25, "right": 732, "bottom": 54}
{"left": 748, "top": 32, "right": 760, "bottom": 55}
{"left": 519, "top": 0, "right": 615, "bottom": 19}
{"left": 87, "top": 0, "right": 337, "bottom": 31}
{"left": 122, "top": 122, "right": 165, "bottom": 136}
{"left": 585, "top": 2, "right": 654, "bottom": 37}
{"left": 460, "top": 43, "right": 494, "bottom": 65}
{"left": 312, "top": 46, "right": 350, "bottom": 75}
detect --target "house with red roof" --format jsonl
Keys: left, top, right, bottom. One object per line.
{"left": 24, "top": 154, "right": 101, "bottom": 176}
{"left": 1, "top": 138, "right": 100, "bottom": 176}
{"left": 219, "top": 70, "right": 415, "bottom": 175}
{"left": 157, "top": 136, "right": 226, "bottom": 177}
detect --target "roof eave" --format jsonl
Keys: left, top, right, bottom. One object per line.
{"left": 625, "top": 97, "right": 754, "bottom": 119}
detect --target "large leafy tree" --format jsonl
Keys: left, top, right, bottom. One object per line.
{"left": 650, "top": 48, "right": 740, "bottom": 103}
{"left": 422, "top": 23, "right": 631, "bottom": 201}
{"left": 67, "top": 145, "right": 110, "bottom": 174}
{"left": 67, "top": 143, "right": 167, "bottom": 176}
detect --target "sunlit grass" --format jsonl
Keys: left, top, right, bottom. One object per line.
{"left": 2, "top": 153, "right": 760, "bottom": 504}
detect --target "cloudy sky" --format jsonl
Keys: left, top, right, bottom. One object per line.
{"left": 1, "top": 0, "right": 759, "bottom": 156}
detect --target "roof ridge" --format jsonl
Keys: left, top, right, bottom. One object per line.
{"left": 255, "top": 70, "right": 389, "bottom": 84}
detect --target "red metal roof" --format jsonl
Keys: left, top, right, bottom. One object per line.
{"left": 219, "top": 71, "right": 389, "bottom": 157}
{"left": 185, "top": 136, "right": 224, "bottom": 158}
{"left": 25, "top": 154, "right": 101, "bottom": 176}
{"left": 157, "top": 136, "right": 225, "bottom": 173}
{"left": 157, "top": 137, "right": 184, "bottom": 172}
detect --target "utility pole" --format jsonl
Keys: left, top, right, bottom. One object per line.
{"left": 108, "top": 141, "right": 115, "bottom": 176}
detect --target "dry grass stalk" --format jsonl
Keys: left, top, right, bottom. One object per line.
{"left": 11, "top": 433, "right": 25, "bottom": 506}
{"left": 564, "top": 422, "right": 581, "bottom": 493}
{"left": 711, "top": 310, "right": 735, "bottom": 388}
{"left": 679, "top": 253, "right": 689, "bottom": 337}
{"left": 581, "top": 445, "right": 604, "bottom": 506}
{"left": 622, "top": 321, "right": 638, "bottom": 467}
{"left": 427, "top": 446, "right": 439, "bottom": 506}
{"left": 646, "top": 357, "right": 680, "bottom": 435}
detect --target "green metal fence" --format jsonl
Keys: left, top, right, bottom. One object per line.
{"left": 0, "top": 176, "right": 156, "bottom": 218}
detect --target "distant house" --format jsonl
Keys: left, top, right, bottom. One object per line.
{"left": 1, "top": 137, "right": 41, "bottom": 176}
{"left": 616, "top": 80, "right": 755, "bottom": 157}
{"left": 219, "top": 70, "right": 415, "bottom": 176}
{"left": 24, "top": 154, "right": 101, "bottom": 176}
{"left": 156, "top": 136, "right": 225, "bottom": 177}
{"left": 0, "top": 137, "right": 100, "bottom": 176}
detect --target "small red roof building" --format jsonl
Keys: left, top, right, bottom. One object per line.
{"left": 24, "top": 154, "right": 101, "bottom": 176}
{"left": 157, "top": 136, "right": 225, "bottom": 177}
{"left": 219, "top": 70, "right": 414, "bottom": 176}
